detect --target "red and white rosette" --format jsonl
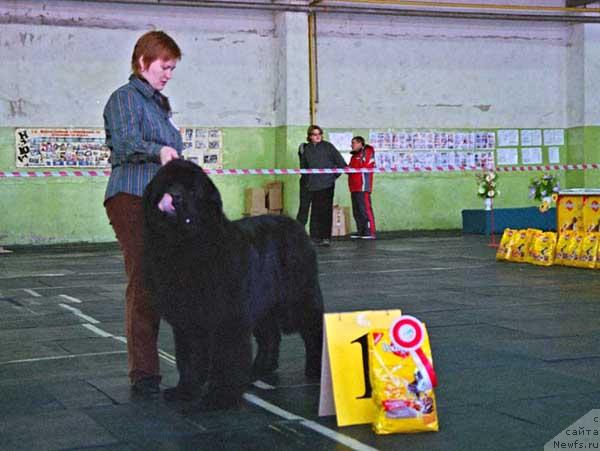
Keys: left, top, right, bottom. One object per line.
{"left": 390, "top": 315, "right": 438, "bottom": 389}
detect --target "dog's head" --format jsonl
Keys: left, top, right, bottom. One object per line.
{"left": 143, "top": 159, "right": 224, "bottom": 239}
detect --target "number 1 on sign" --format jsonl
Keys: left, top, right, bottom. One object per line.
{"left": 351, "top": 333, "right": 372, "bottom": 399}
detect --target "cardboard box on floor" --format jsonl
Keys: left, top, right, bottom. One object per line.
{"left": 332, "top": 205, "right": 350, "bottom": 237}
{"left": 244, "top": 188, "right": 268, "bottom": 216}
{"left": 266, "top": 182, "right": 283, "bottom": 211}
{"left": 245, "top": 181, "right": 283, "bottom": 216}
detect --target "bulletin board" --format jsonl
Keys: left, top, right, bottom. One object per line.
{"left": 495, "top": 128, "right": 564, "bottom": 166}
{"left": 368, "top": 129, "right": 496, "bottom": 170}
{"left": 329, "top": 128, "right": 566, "bottom": 170}
{"left": 15, "top": 128, "right": 111, "bottom": 168}
{"left": 180, "top": 127, "right": 223, "bottom": 169}
{"left": 15, "top": 127, "right": 224, "bottom": 170}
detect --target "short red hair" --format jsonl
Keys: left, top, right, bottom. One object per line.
{"left": 131, "top": 31, "right": 182, "bottom": 75}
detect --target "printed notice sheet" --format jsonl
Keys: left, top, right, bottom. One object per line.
{"left": 181, "top": 127, "right": 223, "bottom": 169}
{"left": 497, "top": 129, "right": 519, "bottom": 147}
{"left": 497, "top": 148, "right": 518, "bottom": 165}
{"left": 15, "top": 128, "right": 110, "bottom": 168}
{"left": 543, "top": 129, "right": 565, "bottom": 146}
{"left": 328, "top": 132, "right": 354, "bottom": 151}
{"left": 521, "top": 147, "right": 542, "bottom": 165}
{"left": 520, "top": 129, "right": 542, "bottom": 147}
{"left": 548, "top": 146, "right": 560, "bottom": 163}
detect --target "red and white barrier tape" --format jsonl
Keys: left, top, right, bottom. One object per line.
{"left": 0, "top": 163, "right": 598, "bottom": 178}
{"left": 0, "top": 170, "right": 112, "bottom": 178}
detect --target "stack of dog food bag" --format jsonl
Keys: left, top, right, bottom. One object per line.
{"left": 368, "top": 315, "right": 439, "bottom": 434}
{"left": 496, "top": 229, "right": 600, "bottom": 269}
{"left": 496, "top": 194, "right": 600, "bottom": 269}
{"left": 496, "top": 228, "right": 558, "bottom": 266}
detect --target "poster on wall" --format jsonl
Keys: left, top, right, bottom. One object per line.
{"left": 369, "top": 129, "right": 495, "bottom": 170}
{"left": 15, "top": 127, "right": 224, "bottom": 169}
{"left": 497, "top": 129, "right": 519, "bottom": 147}
{"left": 521, "top": 147, "right": 542, "bottom": 165}
{"left": 497, "top": 148, "right": 518, "bottom": 165}
{"left": 15, "top": 128, "right": 111, "bottom": 168}
{"left": 543, "top": 129, "right": 565, "bottom": 146}
{"left": 180, "top": 127, "right": 223, "bottom": 169}
{"left": 520, "top": 129, "right": 542, "bottom": 147}
{"left": 548, "top": 146, "right": 560, "bottom": 163}
{"left": 328, "top": 132, "right": 354, "bottom": 151}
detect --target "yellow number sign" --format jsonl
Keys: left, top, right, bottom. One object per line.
{"left": 318, "top": 310, "right": 402, "bottom": 427}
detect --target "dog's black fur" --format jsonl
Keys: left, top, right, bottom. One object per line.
{"left": 142, "top": 159, "right": 324, "bottom": 410}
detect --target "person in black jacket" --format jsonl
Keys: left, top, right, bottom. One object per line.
{"left": 299, "top": 125, "right": 347, "bottom": 247}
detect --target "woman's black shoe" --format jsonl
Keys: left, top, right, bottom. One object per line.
{"left": 131, "top": 376, "right": 161, "bottom": 396}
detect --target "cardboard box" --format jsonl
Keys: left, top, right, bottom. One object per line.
{"left": 332, "top": 205, "right": 350, "bottom": 237}
{"left": 266, "top": 181, "right": 283, "bottom": 210}
{"left": 245, "top": 188, "right": 267, "bottom": 215}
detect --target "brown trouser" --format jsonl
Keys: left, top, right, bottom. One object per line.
{"left": 105, "top": 193, "right": 160, "bottom": 383}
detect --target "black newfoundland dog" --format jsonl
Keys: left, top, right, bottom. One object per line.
{"left": 142, "top": 159, "right": 324, "bottom": 411}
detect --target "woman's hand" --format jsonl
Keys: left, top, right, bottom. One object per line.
{"left": 160, "top": 146, "right": 179, "bottom": 165}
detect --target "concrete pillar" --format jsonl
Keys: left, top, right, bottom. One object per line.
{"left": 273, "top": 11, "right": 311, "bottom": 216}
{"left": 274, "top": 11, "right": 311, "bottom": 128}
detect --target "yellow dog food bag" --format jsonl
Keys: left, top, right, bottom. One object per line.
{"left": 507, "top": 229, "right": 539, "bottom": 263}
{"left": 558, "top": 195, "right": 584, "bottom": 234}
{"left": 555, "top": 232, "right": 573, "bottom": 265}
{"left": 562, "top": 231, "right": 585, "bottom": 267}
{"left": 496, "top": 229, "right": 516, "bottom": 261}
{"left": 369, "top": 316, "right": 439, "bottom": 435}
{"left": 527, "top": 231, "right": 557, "bottom": 267}
{"left": 583, "top": 197, "right": 600, "bottom": 232}
{"left": 574, "top": 232, "right": 599, "bottom": 269}
{"left": 524, "top": 229, "right": 543, "bottom": 265}
{"left": 595, "top": 238, "right": 600, "bottom": 269}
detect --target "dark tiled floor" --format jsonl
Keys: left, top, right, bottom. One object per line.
{"left": 0, "top": 235, "right": 599, "bottom": 450}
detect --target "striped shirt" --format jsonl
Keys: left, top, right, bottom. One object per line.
{"left": 103, "top": 75, "right": 183, "bottom": 201}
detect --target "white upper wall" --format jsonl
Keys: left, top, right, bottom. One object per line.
{"left": 0, "top": 0, "right": 597, "bottom": 131}
{"left": 315, "top": 14, "right": 570, "bottom": 129}
{"left": 0, "top": 1, "right": 278, "bottom": 127}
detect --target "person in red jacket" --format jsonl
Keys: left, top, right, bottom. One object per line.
{"left": 348, "top": 136, "right": 376, "bottom": 239}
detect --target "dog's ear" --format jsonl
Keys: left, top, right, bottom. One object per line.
{"left": 193, "top": 164, "right": 223, "bottom": 210}
{"left": 204, "top": 176, "right": 223, "bottom": 210}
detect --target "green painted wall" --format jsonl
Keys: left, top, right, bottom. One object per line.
{"left": 0, "top": 127, "right": 277, "bottom": 245}
{"left": 1, "top": 125, "right": 599, "bottom": 245}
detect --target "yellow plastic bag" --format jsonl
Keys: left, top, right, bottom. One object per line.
{"left": 507, "top": 229, "right": 538, "bottom": 263}
{"left": 562, "top": 231, "right": 585, "bottom": 267}
{"left": 496, "top": 229, "right": 516, "bottom": 261}
{"left": 524, "top": 229, "right": 543, "bottom": 265}
{"left": 555, "top": 232, "right": 573, "bottom": 265}
{"left": 583, "top": 197, "right": 600, "bottom": 232}
{"left": 574, "top": 232, "right": 599, "bottom": 269}
{"left": 369, "top": 316, "right": 439, "bottom": 435}
{"left": 527, "top": 231, "right": 557, "bottom": 267}
{"left": 595, "top": 239, "right": 600, "bottom": 269}
{"left": 558, "top": 196, "right": 584, "bottom": 234}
